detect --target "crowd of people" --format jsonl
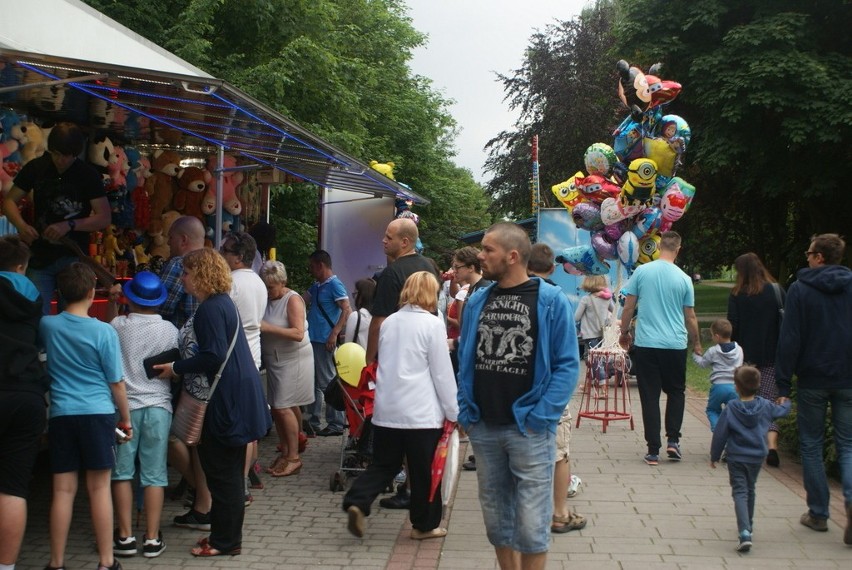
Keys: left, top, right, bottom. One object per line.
{"left": 1, "top": 167, "right": 850, "bottom": 570}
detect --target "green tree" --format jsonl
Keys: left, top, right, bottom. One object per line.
{"left": 82, "top": 0, "right": 491, "bottom": 269}
{"left": 484, "top": 0, "right": 620, "bottom": 218}
{"left": 613, "top": 0, "right": 852, "bottom": 277}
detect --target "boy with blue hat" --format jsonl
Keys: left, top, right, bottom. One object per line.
{"left": 107, "top": 271, "right": 179, "bottom": 559}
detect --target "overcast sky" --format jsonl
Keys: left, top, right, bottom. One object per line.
{"left": 405, "top": 0, "right": 591, "bottom": 183}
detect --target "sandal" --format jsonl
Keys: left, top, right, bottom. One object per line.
{"left": 190, "top": 541, "right": 242, "bottom": 557}
{"left": 265, "top": 454, "right": 286, "bottom": 474}
{"left": 551, "top": 512, "right": 587, "bottom": 533}
{"left": 270, "top": 458, "right": 302, "bottom": 477}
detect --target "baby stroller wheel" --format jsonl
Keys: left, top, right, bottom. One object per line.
{"left": 330, "top": 471, "right": 345, "bottom": 492}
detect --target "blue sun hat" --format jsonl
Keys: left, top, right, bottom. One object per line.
{"left": 123, "top": 271, "right": 167, "bottom": 307}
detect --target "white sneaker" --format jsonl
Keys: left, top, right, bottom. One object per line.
{"left": 567, "top": 475, "right": 582, "bottom": 497}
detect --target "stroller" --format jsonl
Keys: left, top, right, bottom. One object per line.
{"left": 328, "top": 360, "right": 377, "bottom": 492}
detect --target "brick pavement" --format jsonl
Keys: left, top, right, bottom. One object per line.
{"left": 14, "top": 383, "right": 850, "bottom": 569}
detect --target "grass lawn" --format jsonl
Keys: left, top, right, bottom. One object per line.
{"left": 693, "top": 282, "right": 732, "bottom": 315}
{"left": 686, "top": 339, "right": 712, "bottom": 394}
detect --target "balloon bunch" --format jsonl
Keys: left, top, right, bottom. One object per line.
{"left": 552, "top": 60, "right": 696, "bottom": 276}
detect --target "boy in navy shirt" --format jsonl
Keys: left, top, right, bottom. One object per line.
{"left": 710, "top": 366, "right": 790, "bottom": 553}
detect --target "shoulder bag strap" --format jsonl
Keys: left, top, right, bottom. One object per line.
{"left": 771, "top": 283, "right": 783, "bottom": 308}
{"left": 315, "top": 284, "right": 337, "bottom": 329}
{"left": 206, "top": 322, "right": 240, "bottom": 400}
{"left": 354, "top": 309, "right": 362, "bottom": 341}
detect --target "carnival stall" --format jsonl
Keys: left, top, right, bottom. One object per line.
{"left": 0, "top": 0, "right": 426, "bottom": 314}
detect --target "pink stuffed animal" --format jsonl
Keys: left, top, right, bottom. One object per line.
{"left": 202, "top": 154, "right": 243, "bottom": 217}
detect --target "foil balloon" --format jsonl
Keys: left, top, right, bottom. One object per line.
{"left": 659, "top": 114, "right": 691, "bottom": 148}
{"left": 583, "top": 143, "right": 618, "bottom": 177}
{"left": 620, "top": 157, "right": 657, "bottom": 207}
{"left": 571, "top": 201, "right": 603, "bottom": 231}
{"left": 603, "top": 220, "right": 627, "bottom": 241}
{"left": 642, "top": 137, "right": 678, "bottom": 177}
{"left": 591, "top": 230, "right": 618, "bottom": 260}
{"left": 645, "top": 74, "right": 682, "bottom": 110}
{"left": 660, "top": 187, "right": 688, "bottom": 224}
{"left": 617, "top": 232, "right": 639, "bottom": 269}
{"left": 576, "top": 174, "right": 621, "bottom": 204}
{"left": 556, "top": 245, "right": 610, "bottom": 276}
{"left": 631, "top": 206, "right": 663, "bottom": 240}
{"left": 664, "top": 176, "right": 696, "bottom": 212}
{"left": 612, "top": 115, "right": 645, "bottom": 163}
{"left": 616, "top": 60, "right": 651, "bottom": 120}
{"left": 551, "top": 171, "right": 584, "bottom": 213}
{"left": 637, "top": 234, "right": 662, "bottom": 265}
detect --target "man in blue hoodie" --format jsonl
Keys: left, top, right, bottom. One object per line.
{"left": 457, "top": 223, "right": 579, "bottom": 570}
{"left": 776, "top": 233, "right": 852, "bottom": 544}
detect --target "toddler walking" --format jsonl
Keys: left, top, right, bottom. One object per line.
{"left": 692, "top": 318, "right": 743, "bottom": 431}
{"left": 710, "top": 366, "right": 791, "bottom": 552}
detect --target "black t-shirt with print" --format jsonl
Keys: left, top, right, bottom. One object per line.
{"left": 473, "top": 279, "right": 539, "bottom": 424}
{"left": 13, "top": 154, "right": 104, "bottom": 267}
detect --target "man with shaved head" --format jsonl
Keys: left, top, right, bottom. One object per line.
{"left": 158, "top": 215, "right": 204, "bottom": 329}
{"left": 366, "top": 218, "right": 440, "bottom": 363}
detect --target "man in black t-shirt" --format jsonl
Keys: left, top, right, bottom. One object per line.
{"left": 366, "top": 217, "right": 439, "bottom": 363}
{"left": 3, "top": 123, "right": 110, "bottom": 313}
{"left": 457, "top": 223, "right": 579, "bottom": 570}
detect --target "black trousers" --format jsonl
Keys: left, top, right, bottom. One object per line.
{"left": 343, "top": 425, "right": 443, "bottom": 531}
{"left": 632, "top": 347, "right": 687, "bottom": 454}
{"left": 197, "top": 433, "right": 247, "bottom": 552}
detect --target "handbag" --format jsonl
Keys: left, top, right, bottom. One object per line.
{"left": 324, "top": 377, "right": 346, "bottom": 412}
{"left": 171, "top": 323, "right": 240, "bottom": 446}
{"left": 771, "top": 283, "right": 784, "bottom": 321}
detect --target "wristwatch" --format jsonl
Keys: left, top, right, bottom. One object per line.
{"left": 67, "top": 219, "right": 76, "bottom": 231}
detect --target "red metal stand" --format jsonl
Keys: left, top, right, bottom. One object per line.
{"left": 575, "top": 349, "right": 634, "bottom": 433}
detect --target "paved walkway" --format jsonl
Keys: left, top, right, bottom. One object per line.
{"left": 16, "top": 382, "right": 850, "bottom": 569}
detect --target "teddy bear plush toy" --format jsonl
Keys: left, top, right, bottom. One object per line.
{"left": 145, "top": 149, "right": 182, "bottom": 220}
{"left": 19, "top": 121, "right": 45, "bottom": 165}
{"left": 202, "top": 155, "right": 243, "bottom": 239}
{"left": 174, "top": 166, "right": 212, "bottom": 222}
{"left": 369, "top": 160, "right": 395, "bottom": 180}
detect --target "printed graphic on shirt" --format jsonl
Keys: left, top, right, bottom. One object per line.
{"left": 475, "top": 293, "right": 534, "bottom": 375}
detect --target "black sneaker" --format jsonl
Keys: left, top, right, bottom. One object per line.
{"left": 113, "top": 529, "right": 137, "bottom": 557}
{"left": 666, "top": 441, "right": 682, "bottom": 461}
{"left": 142, "top": 532, "right": 166, "bottom": 558}
{"left": 317, "top": 426, "right": 344, "bottom": 437}
{"left": 379, "top": 487, "right": 411, "bottom": 510}
{"left": 98, "top": 561, "right": 123, "bottom": 570}
{"left": 173, "top": 509, "right": 211, "bottom": 531}
{"left": 462, "top": 456, "right": 476, "bottom": 471}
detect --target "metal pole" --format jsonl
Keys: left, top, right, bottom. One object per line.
{"left": 214, "top": 146, "right": 224, "bottom": 250}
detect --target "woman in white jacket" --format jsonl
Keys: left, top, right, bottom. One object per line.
{"left": 343, "top": 271, "right": 458, "bottom": 541}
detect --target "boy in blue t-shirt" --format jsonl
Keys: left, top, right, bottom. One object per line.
{"left": 40, "top": 262, "right": 130, "bottom": 570}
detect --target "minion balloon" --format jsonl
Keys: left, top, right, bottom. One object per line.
{"left": 620, "top": 157, "right": 657, "bottom": 207}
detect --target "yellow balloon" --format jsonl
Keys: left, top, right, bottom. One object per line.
{"left": 335, "top": 342, "right": 367, "bottom": 387}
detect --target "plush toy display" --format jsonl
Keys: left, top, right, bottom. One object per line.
{"left": 102, "top": 224, "right": 125, "bottom": 270}
{"left": 146, "top": 220, "right": 169, "bottom": 259}
{"left": 202, "top": 155, "right": 243, "bottom": 239}
{"left": 0, "top": 109, "right": 27, "bottom": 190}
{"left": 369, "top": 160, "right": 395, "bottom": 180}
{"left": 19, "top": 121, "right": 45, "bottom": 164}
{"left": 174, "top": 166, "right": 212, "bottom": 222}
{"left": 145, "top": 149, "right": 182, "bottom": 220}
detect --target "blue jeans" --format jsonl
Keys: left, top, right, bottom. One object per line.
{"left": 706, "top": 383, "right": 738, "bottom": 432}
{"left": 468, "top": 422, "right": 555, "bottom": 554}
{"left": 28, "top": 255, "right": 76, "bottom": 314}
{"left": 797, "top": 388, "right": 852, "bottom": 519}
{"left": 308, "top": 342, "right": 345, "bottom": 431}
{"left": 728, "top": 460, "right": 762, "bottom": 536}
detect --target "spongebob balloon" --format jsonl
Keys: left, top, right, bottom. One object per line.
{"left": 551, "top": 171, "right": 584, "bottom": 213}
